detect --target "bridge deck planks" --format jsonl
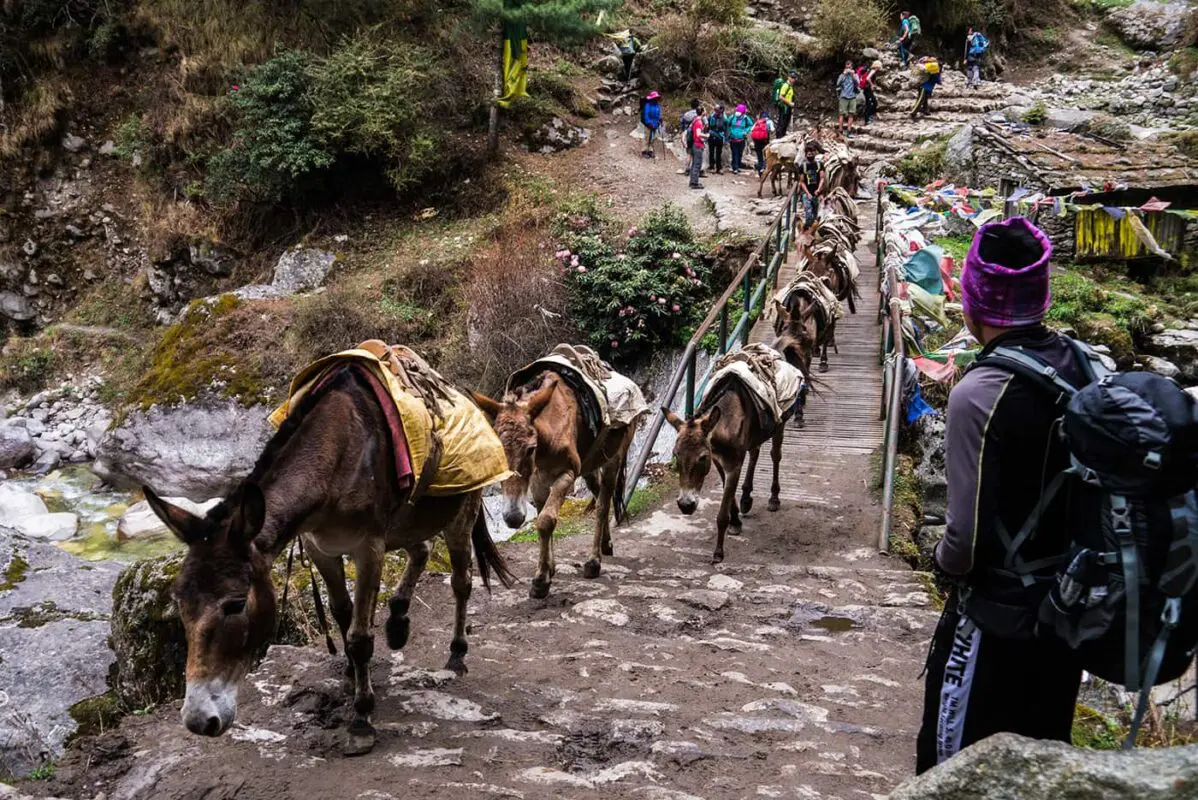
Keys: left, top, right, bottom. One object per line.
{"left": 748, "top": 206, "right": 885, "bottom": 507}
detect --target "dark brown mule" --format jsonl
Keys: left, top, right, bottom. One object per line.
{"left": 474, "top": 373, "right": 637, "bottom": 598}
{"left": 807, "top": 231, "right": 860, "bottom": 316}
{"left": 665, "top": 343, "right": 806, "bottom": 563}
{"left": 144, "top": 366, "right": 514, "bottom": 756}
{"left": 771, "top": 289, "right": 831, "bottom": 425}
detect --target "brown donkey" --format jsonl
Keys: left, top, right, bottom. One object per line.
{"left": 475, "top": 373, "right": 638, "bottom": 598}
{"left": 144, "top": 366, "right": 513, "bottom": 756}
{"left": 665, "top": 343, "right": 805, "bottom": 563}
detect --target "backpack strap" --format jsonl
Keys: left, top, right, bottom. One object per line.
{"left": 1110, "top": 494, "right": 1141, "bottom": 693}
{"left": 1127, "top": 596, "right": 1183, "bottom": 749}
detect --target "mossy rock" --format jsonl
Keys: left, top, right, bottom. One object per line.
{"left": 108, "top": 553, "right": 188, "bottom": 710}
{"left": 1075, "top": 313, "right": 1135, "bottom": 367}
{"left": 67, "top": 691, "right": 125, "bottom": 742}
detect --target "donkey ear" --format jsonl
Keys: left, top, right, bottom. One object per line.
{"left": 472, "top": 391, "right": 504, "bottom": 418}
{"left": 524, "top": 380, "right": 557, "bottom": 418}
{"left": 663, "top": 406, "right": 684, "bottom": 431}
{"left": 229, "top": 483, "right": 266, "bottom": 548}
{"left": 144, "top": 486, "right": 208, "bottom": 546}
{"left": 700, "top": 406, "right": 722, "bottom": 435}
{"left": 773, "top": 299, "right": 790, "bottom": 323}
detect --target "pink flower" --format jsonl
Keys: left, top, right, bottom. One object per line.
{"left": 618, "top": 308, "right": 627, "bottom": 317}
{"left": 231, "top": 84, "right": 240, "bottom": 92}
{"left": 672, "top": 304, "right": 681, "bottom": 312}
{"left": 610, "top": 339, "right": 620, "bottom": 348}
{"left": 617, "top": 253, "right": 627, "bottom": 260}
{"left": 657, "top": 297, "right": 667, "bottom": 305}
{"left": 672, "top": 252, "right": 681, "bottom": 259}
{"left": 627, "top": 227, "right": 638, "bottom": 236}
{"left": 649, "top": 293, "right": 657, "bottom": 301}
{"left": 576, "top": 266, "right": 587, "bottom": 273}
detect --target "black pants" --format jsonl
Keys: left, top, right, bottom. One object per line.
{"left": 708, "top": 140, "right": 724, "bottom": 171}
{"left": 916, "top": 601, "right": 1082, "bottom": 775}
{"left": 622, "top": 53, "right": 635, "bottom": 82}
{"left": 777, "top": 105, "right": 792, "bottom": 138}
{"left": 862, "top": 87, "right": 878, "bottom": 124}
{"left": 730, "top": 140, "right": 745, "bottom": 172}
{"left": 754, "top": 140, "right": 767, "bottom": 174}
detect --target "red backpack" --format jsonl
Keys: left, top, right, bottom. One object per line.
{"left": 856, "top": 66, "right": 869, "bottom": 88}
{"left": 751, "top": 118, "right": 770, "bottom": 142}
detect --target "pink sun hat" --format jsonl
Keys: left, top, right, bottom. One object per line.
{"left": 646, "top": 91, "right": 660, "bottom": 100}
{"left": 736, "top": 103, "right": 747, "bottom": 113}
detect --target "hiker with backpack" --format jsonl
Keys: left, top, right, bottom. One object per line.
{"left": 775, "top": 72, "right": 797, "bottom": 138}
{"left": 707, "top": 104, "right": 729, "bottom": 174}
{"left": 910, "top": 56, "right": 941, "bottom": 119}
{"left": 640, "top": 91, "right": 662, "bottom": 158}
{"left": 681, "top": 99, "right": 701, "bottom": 176}
{"left": 688, "top": 106, "right": 708, "bottom": 189}
{"left": 751, "top": 110, "right": 774, "bottom": 177}
{"left": 917, "top": 216, "right": 1198, "bottom": 773}
{"left": 965, "top": 26, "right": 989, "bottom": 89}
{"left": 859, "top": 61, "right": 881, "bottom": 125}
{"left": 727, "top": 103, "right": 753, "bottom": 175}
{"left": 898, "top": 11, "right": 919, "bottom": 68}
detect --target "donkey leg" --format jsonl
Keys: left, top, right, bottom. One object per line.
{"left": 531, "top": 472, "right": 575, "bottom": 597}
{"left": 819, "top": 339, "right": 830, "bottom": 372}
{"left": 740, "top": 446, "right": 761, "bottom": 515}
{"left": 585, "top": 462, "right": 619, "bottom": 578}
{"left": 768, "top": 427, "right": 785, "bottom": 512}
{"left": 308, "top": 547, "right": 354, "bottom": 686}
{"left": 444, "top": 525, "right": 474, "bottom": 676}
{"left": 714, "top": 460, "right": 744, "bottom": 563}
{"left": 385, "top": 540, "right": 429, "bottom": 651}
{"left": 344, "top": 543, "right": 384, "bottom": 756}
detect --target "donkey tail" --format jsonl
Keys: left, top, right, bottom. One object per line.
{"left": 613, "top": 455, "right": 630, "bottom": 526}
{"left": 472, "top": 508, "right": 516, "bottom": 591}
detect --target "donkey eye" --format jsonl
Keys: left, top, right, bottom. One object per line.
{"left": 221, "top": 597, "right": 247, "bottom": 616}
{"left": 524, "top": 444, "right": 536, "bottom": 460}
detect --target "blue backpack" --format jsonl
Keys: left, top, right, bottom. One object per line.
{"left": 969, "top": 33, "right": 990, "bottom": 58}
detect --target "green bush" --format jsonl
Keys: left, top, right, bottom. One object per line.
{"left": 558, "top": 202, "right": 714, "bottom": 365}
{"left": 1045, "top": 269, "right": 1157, "bottom": 338}
{"left": 1023, "top": 100, "right": 1048, "bottom": 125}
{"left": 649, "top": 17, "right": 799, "bottom": 100}
{"left": 810, "top": 0, "right": 887, "bottom": 59}
{"left": 897, "top": 138, "right": 948, "bottom": 186}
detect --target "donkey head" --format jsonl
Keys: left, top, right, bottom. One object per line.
{"left": 144, "top": 484, "right": 275, "bottom": 738}
{"left": 773, "top": 300, "right": 816, "bottom": 377}
{"left": 473, "top": 378, "right": 557, "bottom": 528}
{"left": 664, "top": 406, "right": 723, "bottom": 515}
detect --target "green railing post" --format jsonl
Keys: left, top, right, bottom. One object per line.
{"left": 684, "top": 349, "right": 696, "bottom": 418}
{"left": 718, "top": 305, "right": 729, "bottom": 355}
{"left": 741, "top": 269, "right": 752, "bottom": 346}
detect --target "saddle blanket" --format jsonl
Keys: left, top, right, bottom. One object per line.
{"left": 700, "top": 343, "right": 804, "bottom": 431}
{"left": 775, "top": 271, "right": 843, "bottom": 326}
{"left": 269, "top": 346, "right": 511, "bottom": 497}
{"left": 509, "top": 344, "right": 648, "bottom": 430}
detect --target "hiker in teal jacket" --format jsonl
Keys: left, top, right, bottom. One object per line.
{"left": 726, "top": 104, "right": 753, "bottom": 175}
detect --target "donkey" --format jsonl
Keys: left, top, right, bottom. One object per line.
{"left": 475, "top": 372, "right": 638, "bottom": 598}
{"left": 774, "top": 273, "right": 840, "bottom": 375}
{"left": 757, "top": 135, "right": 804, "bottom": 198}
{"left": 665, "top": 341, "right": 807, "bottom": 564}
{"left": 143, "top": 365, "right": 514, "bottom": 756}
{"left": 807, "top": 231, "right": 860, "bottom": 316}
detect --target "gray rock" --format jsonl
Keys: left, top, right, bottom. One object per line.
{"left": 270, "top": 247, "right": 336, "bottom": 295}
{"left": 862, "top": 47, "right": 881, "bottom": 61}
{"left": 109, "top": 553, "right": 189, "bottom": 709}
{"left": 98, "top": 140, "right": 117, "bottom": 156}
{"left": 21, "top": 239, "right": 37, "bottom": 256}
{"left": 1147, "top": 329, "right": 1198, "bottom": 383}
{"left": 188, "top": 240, "right": 235, "bottom": 276}
{"left": 889, "top": 732, "right": 1198, "bottom": 799}
{"left": 0, "top": 527, "right": 120, "bottom": 777}
{"left": 677, "top": 589, "right": 730, "bottom": 611}
{"left": 1140, "top": 355, "right": 1180, "bottom": 378}
{"left": 913, "top": 415, "right": 946, "bottom": 520}
{"left": 0, "top": 290, "right": 35, "bottom": 322}
{"left": 1106, "top": 0, "right": 1191, "bottom": 52}
{"left": 0, "top": 423, "right": 35, "bottom": 468}
{"left": 61, "top": 133, "right": 86, "bottom": 153}
{"left": 13, "top": 512, "right": 78, "bottom": 541}
{"left": 1045, "top": 107, "right": 1096, "bottom": 131}
{"left": 593, "top": 54, "right": 623, "bottom": 75}
{"left": 93, "top": 397, "right": 273, "bottom": 499}
{"left": 118, "top": 496, "right": 220, "bottom": 540}
{"left": 0, "top": 483, "right": 47, "bottom": 518}
{"left": 943, "top": 124, "right": 975, "bottom": 184}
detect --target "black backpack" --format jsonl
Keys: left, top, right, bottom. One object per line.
{"left": 973, "top": 340, "right": 1198, "bottom": 748}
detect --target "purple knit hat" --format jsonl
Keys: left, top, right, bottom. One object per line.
{"left": 961, "top": 216, "right": 1053, "bottom": 328}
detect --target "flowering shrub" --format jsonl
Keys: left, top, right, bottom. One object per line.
{"left": 556, "top": 202, "right": 712, "bottom": 365}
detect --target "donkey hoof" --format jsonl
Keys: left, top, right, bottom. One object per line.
{"left": 444, "top": 656, "right": 469, "bottom": 676}
{"left": 582, "top": 559, "right": 602, "bottom": 579}
{"left": 728, "top": 524, "right": 743, "bottom": 537}
{"left": 344, "top": 720, "right": 377, "bottom": 757}
{"left": 601, "top": 541, "right": 614, "bottom": 557}
{"left": 385, "top": 614, "right": 411, "bottom": 651}
{"left": 529, "top": 578, "right": 552, "bottom": 600}
{"left": 712, "top": 550, "right": 725, "bottom": 564}
{"left": 819, "top": 363, "right": 830, "bottom": 373}
{"left": 739, "top": 496, "right": 754, "bottom": 514}
{"left": 794, "top": 415, "right": 806, "bottom": 429}
{"left": 768, "top": 497, "right": 781, "bottom": 512}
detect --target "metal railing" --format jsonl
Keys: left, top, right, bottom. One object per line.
{"left": 622, "top": 185, "right": 802, "bottom": 509}
{"left": 876, "top": 190, "right": 906, "bottom": 553}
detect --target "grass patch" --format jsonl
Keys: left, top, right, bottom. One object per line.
{"left": 507, "top": 498, "right": 593, "bottom": 544}
{"left": 933, "top": 234, "right": 971, "bottom": 265}
{"left": 1, "top": 553, "right": 30, "bottom": 592}
{"left": 898, "top": 137, "right": 949, "bottom": 187}
{"left": 1022, "top": 100, "right": 1048, "bottom": 126}
{"left": 1072, "top": 703, "right": 1125, "bottom": 749}
{"left": 0, "top": 340, "right": 56, "bottom": 394}
{"left": 1044, "top": 268, "right": 1164, "bottom": 364}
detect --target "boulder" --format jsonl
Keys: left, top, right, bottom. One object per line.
{"left": 232, "top": 247, "right": 336, "bottom": 300}
{"left": 913, "top": 415, "right": 946, "bottom": 520}
{"left": 0, "top": 526, "right": 121, "bottom": 777}
{"left": 943, "top": 124, "right": 975, "bottom": 185}
{"left": 93, "top": 398, "right": 273, "bottom": 500}
{"left": 60, "top": 133, "right": 87, "bottom": 153}
{"left": 0, "top": 483, "right": 48, "bottom": 518}
{"left": 1107, "top": 0, "right": 1191, "bottom": 51}
{"left": 14, "top": 512, "right": 79, "bottom": 541}
{"left": 1140, "top": 354, "right": 1180, "bottom": 379}
{"left": 0, "top": 290, "right": 35, "bottom": 322}
{"left": 888, "top": 732, "right": 1198, "bottom": 799}
{"left": 108, "top": 553, "right": 189, "bottom": 709}
{"left": 527, "top": 117, "right": 592, "bottom": 154}
{"left": 0, "top": 422, "right": 36, "bottom": 468}
{"left": 862, "top": 47, "right": 881, "bottom": 61}
{"left": 1147, "top": 329, "right": 1198, "bottom": 383}
{"left": 1045, "top": 107, "right": 1096, "bottom": 131}
{"left": 118, "top": 496, "right": 220, "bottom": 540}
{"left": 593, "top": 54, "right": 623, "bottom": 75}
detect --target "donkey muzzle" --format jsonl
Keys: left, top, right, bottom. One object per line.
{"left": 182, "top": 679, "right": 237, "bottom": 737}
{"left": 676, "top": 494, "right": 699, "bottom": 515}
